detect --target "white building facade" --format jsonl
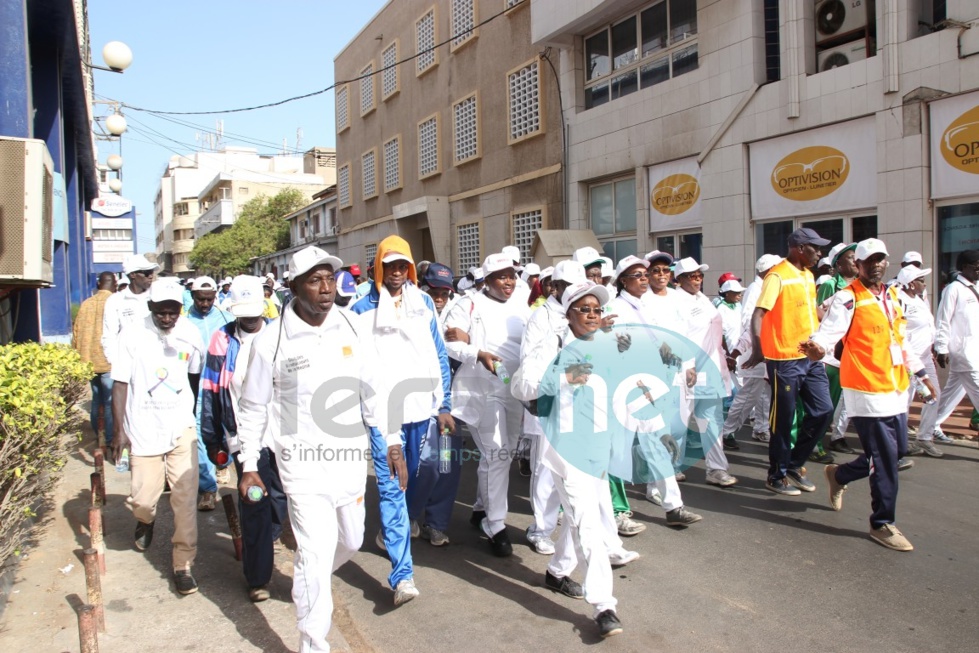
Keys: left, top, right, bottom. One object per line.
{"left": 532, "top": 0, "right": 979, "bottom": 292}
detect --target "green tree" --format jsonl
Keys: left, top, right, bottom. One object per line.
{"left": 188, "top": 187, "right": 307, "bottom": 277}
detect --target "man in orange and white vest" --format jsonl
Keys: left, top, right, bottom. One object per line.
{"left": 805, "top": 239, "right": 937, "bottom": 552}
{"left": 744, "top": 228, "right": 834, "bottom": 497}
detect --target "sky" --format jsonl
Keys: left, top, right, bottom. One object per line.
{"left": 88, "top": 0, "right": 390, "bottom": 253}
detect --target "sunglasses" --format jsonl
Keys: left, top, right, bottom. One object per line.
{"left": 683, "top": 272, "right": 704, "bottom": 280}
{"left": 648, "top": 266, "right": 672, "bottom": 275}
{"left": 621, "top": 272, "right": 649, "bottom": 280}
{"left": 569, "top": 305, "right": 602, "bottom": 315}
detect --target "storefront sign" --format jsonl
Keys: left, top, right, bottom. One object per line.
{"left": 930, "top": 90, "right": 979, "bottom": 200}
{"left": 91, "top": 217, "right": 133, "bottom": 230}
{"left": 647, "top": 157, "right": 703, "bottom": 232}
{"left": 91, "top": 195, "right": 132, "bottom": 217}
{"left": 749, "top": 116, "right": 876, "bottom": 220}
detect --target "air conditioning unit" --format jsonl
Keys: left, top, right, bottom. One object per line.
{"left": 0, "top": 137, "right": 55, "bottom": 285}
{"left": 818, "top": 41, "right": 869, "bottom": 71}
{"left": 815, "top": 0, "right": 870, "bottom": 46}
{"left": 327, "top": 225, "right": 340, "bottom": 236}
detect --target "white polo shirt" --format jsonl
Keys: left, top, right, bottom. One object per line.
{"left": 110, "top": 315, "right": 205, "bottom": 456}
{"left": 101, "top": 287, "right": 152, "bottom": 366}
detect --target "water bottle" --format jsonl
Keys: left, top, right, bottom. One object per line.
{"left": 439, "top": 427, "right": 453, "bottom": 474}
{"left": 916, "top": 378, "right": 936, "bottom": 405}
{"left": 246, "top": 485, "right": 265, "bottom": 502}
{"left": 115, "top": 448, "right": 129, "bottom": 473}
{"left": 493, "top": 360, "right": 511, "bottom": 385}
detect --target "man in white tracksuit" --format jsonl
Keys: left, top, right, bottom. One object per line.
{"left": 720, "top": 254, "right": 781, "bottom": 445}
{"left": 913, "top": 249, "right": 979, "bottom": 455}
{"left": 236, "top": 246, "right": 401, "bottom": 653}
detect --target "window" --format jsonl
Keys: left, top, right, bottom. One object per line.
{"left": 383, "top": 135, "right": 402, "bottom": 192}
{"left": 362, "top": 149, "right": 377, "bottom": 200}
{"left": 507, "top": 57, "right": 543, "bottom": 144}
{"left": 239, "top": 187, "right": 249, "bottom": 195}
{"left": 416, "top": 7, "right": 438, "bottom": 76}
{"left": 590, "top": 177, "right": 637, "bottom": 261}
{"left": 336, "top": 84, "right": 350, "bottom": 133}
{"left": 457, "top": 221, "right": 481, "bottom": 272}
{"left": 418, "top": 113, "right": 441, "bottom": 179}
{"left": 814, "top": 0, "right": 876, "bottom": 73}
{"left": 382, "top": 41, "right": 400, "bottom": 99}
{"left": 511, "top": 208, "right": 543, "bottom": 263}
{"left": 451, "top": 0, "right": 477, "bottom": 51}
{"left": 937, "top": 203, "right": 979, "bottom": 288}
{"left": 173, "top": 202, "right": 188, "bottom": 216}
{"left": 360, "top": 62, "right": 376, "bottom": 116}
{"left": 453, "top": 92, "right": 480, "bottom": 164}
{"left": 755, "top": 215, "right": 877, "bottom": 259}
{"left": 338, "top": 163, "right": 352, "bottom": 209}
{"left": 763, "top": 0, "right": 780, "bottom": 83}
{"left": 656, "top": 232, "right": 701, "bottom": 263}
{"left": 584, "top": 0, "right": 698, "bottom": 110}
{"left": 365, "top": 243, "right": 378, "bottom": 268}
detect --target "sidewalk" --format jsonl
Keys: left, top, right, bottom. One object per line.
{"left": 0, "top": 419, "right": 368, "bottom": 653}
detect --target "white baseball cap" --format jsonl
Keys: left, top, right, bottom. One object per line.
{"left": 148, "top": 279, "right": 183, "bottom": 304}
{"left": 897, "top": 265, "right": 931, "bottom": 286}
{"left": 482, "top": 253, "right": 515, "bottom": 278}
{"left": 469, "top": 266, "right": 485, "bottom": 282}
{"left": 123, "top": 253, "right": 160, "bottom": 275}
{"left": 458, "top": 277, "right": 473, "bottom": 292}
{"left": 855, "top": 238, "right": 889, "bottom": 261}
{"left": 817, "top": 257, "right": 831, "bottom": 268}
{"left": 539, "top": 266, "right": 554, "bottom": 281}
{"left": 381, "top": 251, "right": 413, "bottom": 264}
{"left": 561, "top": 281, "right": 610, "bottom": 312}
{"left": 612, "top": 255, "right": 649, "bottom": 284}
{"left": 290, "top": 245, "right": 343, "bottom": 279}
{"left": 572, "top": 246, "right": 604, "bottom": 268}
{"left": 673, "top": 257, "right": 709, "bottom": 276}
{"left": 521, "top": 263, "right": 542, "bottom": 282}
{"left": 228, "top": 275, "right": 266, "bottom": 318}
{"left": 502, "top": 245, "right": 521, "bottom": 265}
{"left": 192, "top": 276, "right": 217, "bottom": 292}
{"left": 221, "top": 277, "right": 233, "bottom": 286}
{"left": 755, "top": 254, "right": 782, "bottom": 274}
{"left": 552, "top": 260, "right": 586, "bottom": 284}
{"left": 600, "top": 257, "right": 614, "bottom": 279}
{"left": 902, "top": 251, "right": 923, "bottom": 265}
{"left": 720, "top": 279, "right": 746, "bottom": 293}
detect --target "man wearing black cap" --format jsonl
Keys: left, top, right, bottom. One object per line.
{"left": 744, "top": 228, "right": 834, "bottom": 496}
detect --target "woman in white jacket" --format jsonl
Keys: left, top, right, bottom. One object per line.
{"left": 443, "top": 252, "right": 530, "bottom": 557}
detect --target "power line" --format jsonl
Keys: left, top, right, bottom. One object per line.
{"left": 113, "top": 4, "right": 513, "bottom": 116}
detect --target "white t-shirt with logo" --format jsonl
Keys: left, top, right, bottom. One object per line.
{"left": 110, "top": 316, "right": 205, "bottom": 456}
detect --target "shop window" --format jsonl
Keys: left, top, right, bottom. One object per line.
{"left": 938, "top": 203, "right": 979, "bottom": 287}
{"left": 585, "top": 0, "right": 698, "bottom": 110}
{"left": 814, "top": 0, "right": 876, "bottom": 74}
{"left": 457, "top": 221, "right": 481, "bottom": 272}
{"left": 511, "top": 208, "right": 543, "bottom": 263}
{"left": 590, "top": 177, "right": 637, "bottom": 260}
{"left": 756, "top": 215, "right": 876, "bottom": 260}
{"left": 656, "top": 232, "right": 702, "bottom": 263}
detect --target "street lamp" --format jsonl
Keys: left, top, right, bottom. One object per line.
{"left": 88, "top": 41, "right": 133, "bottom": 74}
{"left": 108, "top": 178, "right": 123, "bottom": 193}
{"left": 106, "top": 154, "right": 123, "bottom": 170}
{"left": 105, "top": 113, "right": 127, "bottom": 136}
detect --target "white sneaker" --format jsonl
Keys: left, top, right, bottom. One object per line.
{"left": 705, "top": 469, "right": 738, "bottom": 487}
{"left": 393, "top": 578, "right": 420, "bottom": 606}
{"left": 615, "top": 511, "right": 646, "bottom": 536}
{"left": 751, "top": 431, "right": 770, "bottom": 443}
{"left": 645, "top": 486, "right": 663, "bottom": 506}
{"left": 609, "top": 550, "right": 640, "bottom": 567}
{"left": 215, "top": 466, "right": 231, "bottom": 486}
{"left": 410, "top": 519, "right": 420, "bottom": 538}
{"left": 526, "top": 528, "right": 556, "bottom": 555}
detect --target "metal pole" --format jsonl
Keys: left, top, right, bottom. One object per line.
{"left": 77, "top": 604, "right": 99, "bottom": 653}
{"left": 82, "top": 548, "right": 105, "bottom": 632}
{"left": 89, "top": 506, "right": 105, "bottom": 574}
{"left": 221, "top": 493, "right": 243, "bottom": 561}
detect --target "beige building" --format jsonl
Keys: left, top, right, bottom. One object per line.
{"left": 154, "top": 147, "right": 336, "bottom": 277}
{"left": 532, "top": 0, "right": 979, "bottom": 292}
{"left": 251, "top": 186, "right": 341, "bottom": 280}
{"left": 334, "top": 0, "right": 563, "bottom": 275}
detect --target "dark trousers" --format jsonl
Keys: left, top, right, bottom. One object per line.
{"left": 233, "top": 448, "right": 287, "bottom": 589}
{"left": 408, "top": 419, "right": 463, "bottom": 533}
{"left": 766, "top": 358, "right": 833, "bottom": 481}
{"left": 835, "top": 413, "right": 907, "bottom": 528}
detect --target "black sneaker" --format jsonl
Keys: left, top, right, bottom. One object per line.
{"left": 518, "top": 458, "right": 531, "bottom": 477}
{"left": 897, "top": 457, "right": 914, "bottom": 471}
{"left": 487, "top": 527, "right": 513, "bottom": 557}
{"left": 722, "top": 437, "right": 740, "bottom": 451}
{"left": 595, "top": 609, "right": 623, "bottom": 638}
{"left": 766, "top": 477, "right": 802, "bottom": 496}
{"left": 470, "top": 510, "right": 487, "bottom": 530}
{"left": 174, "top": 569, "right": 198, "bottom": 595}
{"left": 134, "top": 521, "right": 154, "bottom": 552}
{"left": 544, "top": 570, "right": 583, "bottom": 599}
{"left": 807, "top": 450, "right": 835, "bottom": 464}
{"left": 828, "top": 439, "right": 855, "bottom": 454}
{"left": 786, "top": 467, "right": 816, "bottom": 492}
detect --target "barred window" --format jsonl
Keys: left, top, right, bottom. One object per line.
{"left": 382, "top": 41, "right": 399, "bottom": 99}
{"left": 416, "top": 8, "right": 438, "bottom": 75}
{"left": 418, "top": 114, "right": 440, "bottom": 179}
{"left": 336, "top": 85, "right": 349, "bottom": 133}
{"left": 360, "top": 62, "right": 375, "bottom": 116}
{"left": 362, "top": 149, "right": 377, "bottom": 200}
{"left": 453, "top": 93, "right": 479, "bottom": 164}
{"left": 365, "top": 243, "right": 378, "bottom": 268}
{"left": 507, "top": 58, "right": 543, "bottom": 144}
{"left": 338, "top": 163, "right": 351, "bottom": 208}
{"left": 511, "top": 208, "right": 543, "bottom": 263}
{"left": 451, "top": 0, "right": 477, "bottom": 50}
{"left": 457, "top": 222, "right": 481, "bottom": 273}
{"left": 384, "top": 136, "right": 402, "bottom": 192}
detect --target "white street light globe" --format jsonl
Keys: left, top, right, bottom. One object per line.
{"left": 108, "top": 179, "right": 123, "bottom": 193}
{"left": 105, "top": 113, "right": 127, "bottom": 135}
{"left": 102, "top": 42, "right": 133, "bottom": 72}
{"left": 106, "top": 154, "right": 123, "bottom": 170}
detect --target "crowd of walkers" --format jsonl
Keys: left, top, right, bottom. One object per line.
{"left": 71, "top": 231, "right": 979, "bottom": 651}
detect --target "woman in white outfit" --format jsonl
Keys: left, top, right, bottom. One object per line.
{"left": 444, "top": 252, "right": 530, "bottom": 557}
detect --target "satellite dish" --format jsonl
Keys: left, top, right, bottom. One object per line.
{"left": 817, "top": 0, "right": 846, "bottom": 35}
